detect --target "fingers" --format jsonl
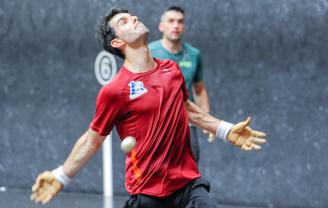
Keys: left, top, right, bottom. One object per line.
{"left": 229, "top": 117, "right": 267, "bottom": 151}
{"left": 251, "top": 130, "right": 266, "bottom": 138}
{"left": 31, "top": 183, "right": 57, "bottom": 204}
{"left": 32, "top": 173, "right": 44, "bottom": 192}
{"left": 32, "top": 172, "right": 50, "bottom": 192}
{"left": 246, "top": 126, "right": 267, "bottom": 143}
{"left": 232, "top": 117, "right": 252, "bottom": 133}
{"left": 42, "top": 193, "right": 53, "bottom": 204}
{"left": 40, "top": 184, "right": 57, "bottom": 204}
{"left": 253, "top": 137, "right": 266, "bottom": 144}
{"left": 208, "top": 137, "right": 215, "bottom": 143}
{"left": 245, "top": 127, "right": 266, "bottom": 137}
{"left": 241, "top": 142, "right": 261, "bottom": 151}
{"left": 31, "top": 172, "right": 47, "bottom": 201}
{"left": 31, "top": 183, "right": 39, "bottom": 193}
{"left": 238, "top": 135, "right": 266, "bottom": 151}
{"left": 235, "top": 137, "right": 245, "bottom": 147}
{"left": 31, "top": 186, "right": 45, "bottom": 202}
{"left": 249, "top": 143, "right": 261, "bottom": 150}
{"left": 204, "top": 129, "right": 216, "bottom": 143}
{"left": 241, "top": 145, "right": 252, "bottom": 151}
{"left": 35, "top": 188, "right": 48, "bottom": 203}
{"left": 207, "top": 132, "right": 215, "bottom": 142}
{"left": 30, "top": 190, "right": 39, "bottom": 201}
{"left": 31, "top": 171, "right": 61, "bottom": 204}
{"left": 203, "top": 129, "right": 214, "bottom": 137}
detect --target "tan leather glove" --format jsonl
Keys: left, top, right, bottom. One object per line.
{"left": 31, "top": 171, "right": 63, "bottom": 204}
{"left": 227, "top": 117, "right": 267, "bottom": 150}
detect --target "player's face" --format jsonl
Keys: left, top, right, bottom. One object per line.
{"left": 109, "top": 13, "right": 149, "bottom": 45}
{"left": 160, "top": 11, "right": 185, "bottom": 42}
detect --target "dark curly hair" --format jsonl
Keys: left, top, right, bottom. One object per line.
{"left": 97, "top": 8, "right": 129, "bottom": 59}
{"left": 166, "top": 6, "right": 184, "bottom": 14}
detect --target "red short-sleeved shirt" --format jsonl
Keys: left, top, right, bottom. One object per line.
{"left": 90, "top": 59, "right": 200, "bottom": 197}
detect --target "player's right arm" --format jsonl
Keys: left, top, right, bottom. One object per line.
{"left": 31, "top": 128, "right": 105, "bottom": 204}
{"left": 31, "top": 80, "right": 123, "bottom": 205}
{"left": 61, "top": 129, "right": 105, "bottom": 178}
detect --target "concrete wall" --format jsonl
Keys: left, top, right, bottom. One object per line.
{"left": 1, "top": 0, "right": 328, "bottom": 207}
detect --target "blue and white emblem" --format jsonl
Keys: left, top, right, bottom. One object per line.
{"left": 129, "top": 81, "right": 148, "bottom": 99}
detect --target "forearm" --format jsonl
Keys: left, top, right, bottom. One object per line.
{"left": 185, "top": 100, "right": 219, "bottom": 134}
{"left": 62, "top": 129, "right": 104, "bottom": 178}
{"left": 193, "top": 81, "right": 210, "bottom": 113}
{"left": 194, "top": 90, "right": 210, "bottom": 113}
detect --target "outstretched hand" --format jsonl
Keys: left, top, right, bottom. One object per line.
{"left": 227, "top": 117, "right": 267, "bottom": 150}
{"left": 31, "top": 171, "right": 63, "bottom": 204}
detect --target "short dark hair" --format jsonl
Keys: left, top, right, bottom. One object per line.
{"left": 166, "top": 6, "right": 184, "bottom": 15}
{"left": 96, "top": 8, "right": 129, "bottom": 59}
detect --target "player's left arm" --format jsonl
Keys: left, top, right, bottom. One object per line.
{"left": 184, "top": 100, "right": 267, "bottom": 150}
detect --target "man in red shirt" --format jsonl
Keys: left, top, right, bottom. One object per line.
{"left": 31, "top": 8, "right": 266, "bottom": 208}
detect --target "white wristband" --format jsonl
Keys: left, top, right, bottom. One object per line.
{"left": 52, "top": 166, "right": 72, "bottom": 186}
{"left": 216, "top": 121, "right": 234, "bottom": 142}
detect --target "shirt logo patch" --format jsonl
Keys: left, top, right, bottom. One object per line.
{"left": 129, "top": 81, "right": 148, "bottom": 99}
{"left": 179, "top": 60, "right": 192, "bottom": 68}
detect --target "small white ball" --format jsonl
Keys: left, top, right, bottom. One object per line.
{"left": 121, "top": 136, "right": 136, "bottom": 153}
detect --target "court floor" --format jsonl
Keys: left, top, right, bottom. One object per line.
{"left": 0, "top": 187, "right": 265, "bottom": 208}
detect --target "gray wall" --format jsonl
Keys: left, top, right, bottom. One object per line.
{"left": 1, "top": 0, "right": 328, "bottom": 207}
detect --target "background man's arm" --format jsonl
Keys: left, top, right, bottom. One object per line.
{"left": 193, "top": 81, "right": 210, "bottom": 113}
{"left": 192, "top": 80, "right": 215, "bottom": 139}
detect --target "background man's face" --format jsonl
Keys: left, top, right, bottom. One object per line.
{"left": 110, "top": 13, "right": 149, "bottom": 45}
{"left": 160, "top": 11, "right": 185, "bottom": 42}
